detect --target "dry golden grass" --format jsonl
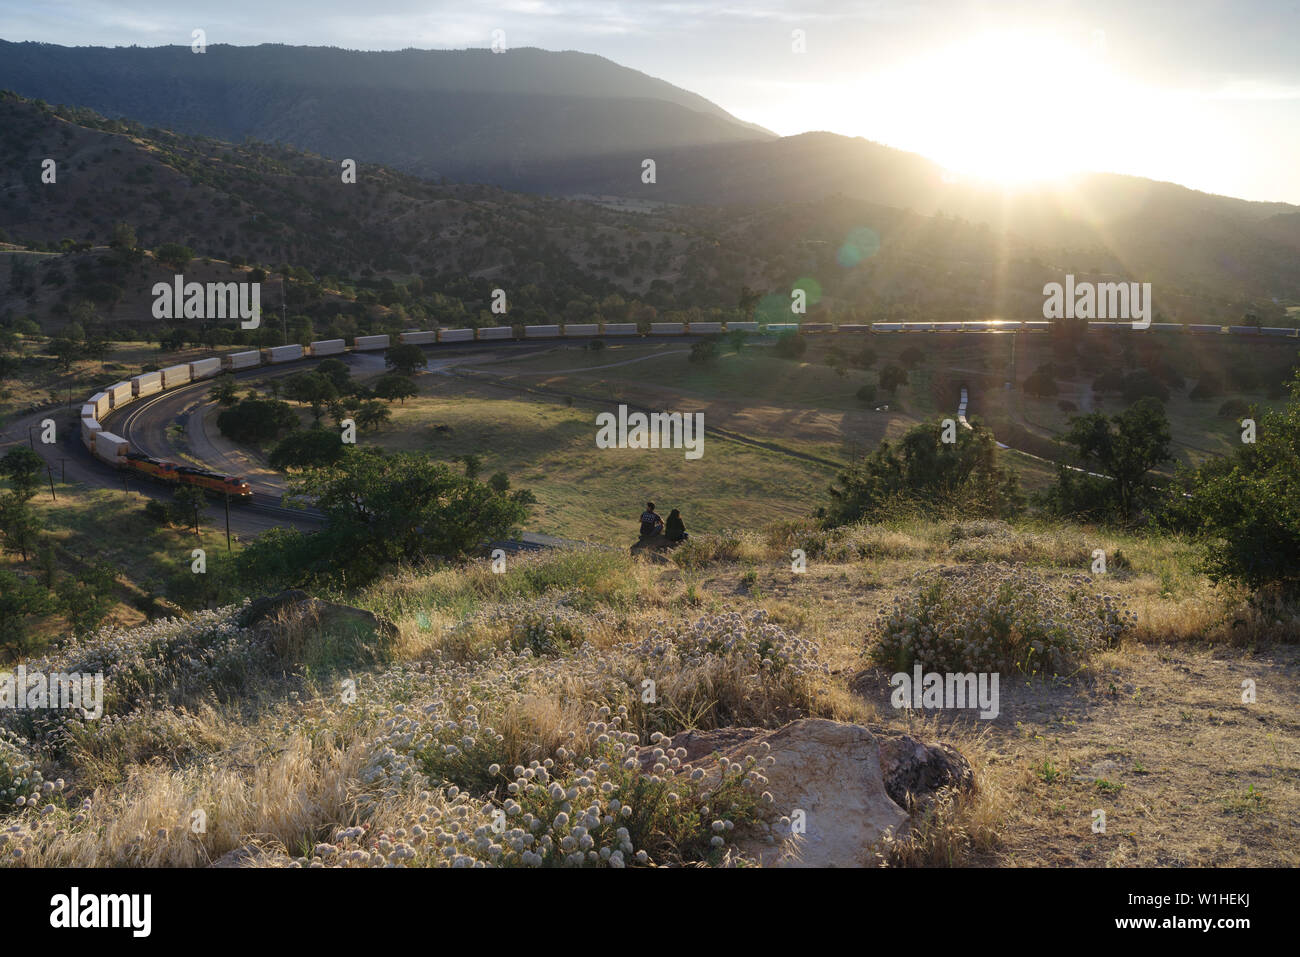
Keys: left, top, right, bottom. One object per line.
{"left": 2, "top": 519, "right": 1295, "bottom": 868}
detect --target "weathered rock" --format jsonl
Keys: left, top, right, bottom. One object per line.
{"left": 872, "top": 729, "right": 974, "bottom": 808}
{"left": 643, "top": 721, "right": 973, "bottom": 811}
{"left": 238, "top": 589, "right": 310, "bottom": 628}
{"left": 650, "top": 718, "right": 912, "bottom": 867}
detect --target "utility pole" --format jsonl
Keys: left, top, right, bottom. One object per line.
{"left": 46, "top": 465, "right": 56, "bottom": 502}
{"left": 27, "top": 425, "right": 34, "bottom": 449}
{"left": 59, "top": 458, "right": 65, "bottom": 483}
{"left": 224, "top": 493, "right": 231, "bottom": 552}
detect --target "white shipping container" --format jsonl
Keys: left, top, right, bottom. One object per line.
{"left": 80, "top": 417, "right": 103, "bottom": 446}
{"left": 89, "top": 392, "right": 110, "bottom": 418}
{"left": 132, "top": 371, "right": 163, "bottom": 398}
{"left": 438, "top": 328, "right": 474, "bottom": 342}
{"left": 92, "top": 431, "right": 129, "bottom": 462}
{"left": 80, "top": 403, "right": 96, "bottom": 420}
{"left": 725, "top": 321, "right": 758, "bottom": 332}
{"left": 764, "top": 324, "right": 798, "bottom": 333}
{"left": 562, "top": 323, "right": 598, "bottom": 337}
{"left": 650, "top": 322, "right": 685, "bottom": 335}
{"left": 399, "top": 331, "right": 438, "bottom": 345}
{"left": 225, "top": 350, "right": 261, "bottom": 370}
{"left": 688, "top": 322, "right": 722, "bottom": 335}
{"left": 107, "top": 381, "right": 134, "bottom": 408}
{"left": 353, "top": 335, "right": 390, "bottom": 351}
{"left": 264, "top": 344, "right": 304, "bottom": 364}
{"left": 189, "top": 357, "right": 223, "bottom": 380}
{"left": 523, "top": 325, "right": 560, "bottom": 339}
{"left": 161, "top": 364, "right": 192, "bottom": 388}
{"left": 310, "top": 339, "right": 346, "bottom": 356}
{"left": 477, "top": 327, "right": 512, "bottom": 340}
{"left": 602, "top": 323, "right": 638, "bottom": 336}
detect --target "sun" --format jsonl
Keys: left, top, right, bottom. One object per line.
{"left": 866, "top": 27, "right": 1116, "bottom": 186}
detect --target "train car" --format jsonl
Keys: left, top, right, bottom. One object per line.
{"left": 131, "top": 371, "right": 163, "bottom": 398}
{"left": 477, "top": 326, "right": 513, "bottom": 340}
{"left": 160, "top": 364, "right": 192, "bottom": 389}
{"left": 125, "top": 453, "right": 180, "bottom": 484}
{"left": 175, "top": 466, "right": 253, "bottom": 500}
{"left": 80, "top": 417, "right": 102, "bottom": 447}
{"left": 438, "top": 328, "right": 474, "bottom": 342}
{"left": 603, "top": 323, "right": 638, "bottom": 336}
{"left": 224, "top": 350, "right": 261, "bottom": 370}
{"left": 189, "top": 357, "right": 223, "bottom": 381}
{"left": 988, "top": 320, "right": 1024, "bottom": 332}
{"left": 901, "top": 322, "right": 934, "bottom": 332}
{"left": 398, "top": 331, "right": 438, "bottom": 345}
{"left": 91, "top": 431, "right": 129, "bottom": 465}
{"left": 1087, "top": 321, "right": 1121, "bottom": 332}
{"left": 726, "top": 321, "right": 759, "bottom": 333}
{"left": 88, "top": 391, "right": 111, "bottom": 419}
{"left": 1022, "top": 321, "right": 1050, "bottom": 332}
{"left": 689, "top": 322, "right": 723, "bottom": 335}
{"left": 650, "top": 322, "right": 685, "bottom": 336}
{"left": 1229, "top": 326, "right": 1260, "bottom": 336}
{"left": 522, "top": 325, "right": 560, "bottom": 339}
{"left": 353, "top": 335, "right": 390, "bottom": 351}
{"left": 800, "top": 323, "right": 833, "bottom": 333}
{"left": 310, "top": 339, "right": 346, "bottom": 356}
{"left": 263, "top": 344, "right": 305, "bottom": 364}
{"left": 836, "top": 324, "right": 871, "bottom": 333}
{"left": 1261, "top": 327, "right": 1300, "bottom": 338}
{"left": 80, "top": 403, "right": 97, "bottom": 421}
{"left": 1149, "top": 323, "right": 1183, "bottom": 333}
{"left": 107, "top": 381, "right": 134, "bottom": 409}
{"left": 1186, "top": 324, "right": 1223, "bottom": 335}
{"left": 930, "top": 322, "right": 962, "bottom": 333}
{"left": 764, "top": 323, "right": 799, "bottom": 334}
{"left": 872, "top": 323, "right": 902, "bottom": 332}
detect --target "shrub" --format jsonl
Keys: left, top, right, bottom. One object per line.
{"left": 1217, "top": 398, "right": 1250, "bottom": 419}
{"left": 869, "top": 564, "right": 1133, "bottom": 674}
{"left": 771, "top": 331, "right": 806, "bottom": 359}
{"left": 855, "top": 382, "right": 877, "bottom": 403}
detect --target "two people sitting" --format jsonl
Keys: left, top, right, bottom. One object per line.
{"left": 639, "top": 502, "right": 688, "bottom": 544}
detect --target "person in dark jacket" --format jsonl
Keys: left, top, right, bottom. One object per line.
{"left": 639, "top": 502, "right": 664, "bottom": 539}
{"left": 665, "top": 508, "right": 688, "bottom": 543}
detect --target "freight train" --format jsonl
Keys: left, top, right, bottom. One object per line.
{"left": 79, "top": 319, "right": 1299, "bottom": 476}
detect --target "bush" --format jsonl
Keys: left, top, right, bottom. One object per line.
{"left": 1190, "top": 373, "right": 1223, "bottom": 400}
{"left": 771, "top": 331, "right": 806, "bottom": 359}
{"left": 1218, "top": 398, "right": 1250, "bottom": 419}
{"left": 869, "top": 564, "right": 1134, "bottom": 674}
{"left": 1122, "top": 370, "right": 1170, "bottom": 403}
{"left": 855, "top": 382, "right": 877, "bottom": 403}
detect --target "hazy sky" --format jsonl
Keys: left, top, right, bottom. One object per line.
{"left": 3, "top": 0, "right": 1298, "bottom": 203}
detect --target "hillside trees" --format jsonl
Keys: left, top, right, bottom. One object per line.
{"left": 1163, "top": 372, "right": 1300, "bottom": 594}
{"left": 821, "top": 419, "right": 1022, "bottom": 526}
{"left": 1043, "top": 398, "right": 1172, "bottom": 524}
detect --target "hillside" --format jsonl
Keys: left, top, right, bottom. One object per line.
{"left": 0, "top": 94, "right": 1288, "bottom": 338}
{"left": 0, "top": 41, "right": 772, "bottom": 183}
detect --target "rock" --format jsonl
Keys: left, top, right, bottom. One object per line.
{"left": 243, "top": 593, "right": 398, "bottom": 669}
{"left": 651, "top": 718, "right": 913, "bottom": 867}
{"left": 238, "top": 589, "right": 310, "bottom": 628}
{"left": 872, "top": 729, "right": 974, "bottom": 808}
{"left": 642, "top": 721, "right": 973, "bottom": 811}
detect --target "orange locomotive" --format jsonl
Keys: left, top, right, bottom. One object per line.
{"left": 122, "top": 454, "right": 252, "bottom": 500}
{"left": 175, "top": 466, "right": 253, "bottom": 500}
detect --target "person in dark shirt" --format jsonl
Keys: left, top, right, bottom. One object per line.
{"left": 665, "top": 508, "right": 688, "bottom": 543}
{"left": 639, "top": 502, "right": 664, "bottom": 539}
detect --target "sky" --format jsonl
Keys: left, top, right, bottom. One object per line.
{"left": 2, "top": 0, "right": 1298, "bottom": 204}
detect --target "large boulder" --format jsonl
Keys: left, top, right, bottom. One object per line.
{"left": 647, "top": 718, "right": 954, "bottom": 867}
{"left": 242, "top": 592, "right": 398, "bottom": 670}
